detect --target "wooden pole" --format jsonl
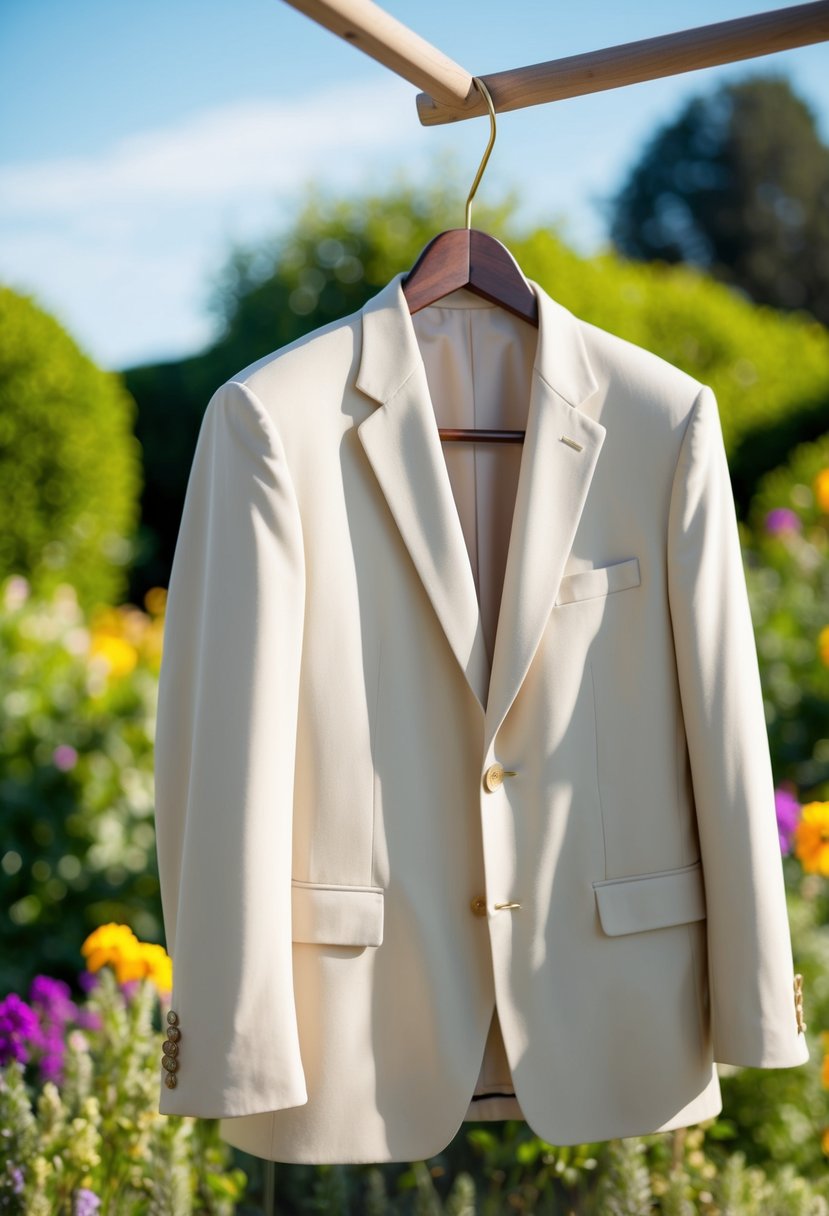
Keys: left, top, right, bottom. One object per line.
{"left": 416, "top": 1, "right": 829, "bottom": 125}
{"left": 281, "top": 0, "right": 475, "bottom": 107}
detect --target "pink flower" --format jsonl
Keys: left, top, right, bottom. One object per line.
{"left": 764, "top": 508, "right": 801, "bottom": 536}
{"left": 775, "top": 787, "right": 801, "bottom": 855}
{"left": 52, "top": 745, "right": 78, "bottom": 771}
{"left": 0, "top": 994, "right": 39, "bottom": 1065}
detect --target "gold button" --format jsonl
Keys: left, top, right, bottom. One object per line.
{"left": 164, "top": 1073, "right": 177, "bottom": 1089}
{"left": 470, "top": 895, "right": 488, "bottom": 917}
{"left": 162, "top": 1040, "right": 179, "bottom": 1057}
{"left": 166, "top": 1025, "right": 181, "bottom": 1042}
{"left": 484, "top": 763, "right": 504, "bottom": 791}
{"left": 794, "top": 973, "right": 807, "bottom": 1032}
{"left": 166, "top": 1010, "right": 179, "bottom": 1026}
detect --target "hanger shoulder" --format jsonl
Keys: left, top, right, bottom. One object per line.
{"left": 402, "top": 228, "right": 538, "bottom": 326}
{"left": 469, "top": 230, "right": 538, "bottom": 326}
{"left": 401, "top": 228, "right": 470, "bottom": 314}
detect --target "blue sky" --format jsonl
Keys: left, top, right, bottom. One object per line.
{"left": 1, "top": 0, "right": 827, "bottom": 371}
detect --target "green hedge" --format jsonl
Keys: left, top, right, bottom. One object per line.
{"left": 0, "top": 286, "right": 142, "bottom": 611}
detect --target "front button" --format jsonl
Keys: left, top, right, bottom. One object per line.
{"left": 470, "top": 895, "right": 488, "bottom": 917}
{"left": 484, "top": 763, "right": 504, "bottom": 791}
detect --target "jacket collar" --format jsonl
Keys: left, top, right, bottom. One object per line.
{"left": 356, "top": 271, "right": 605, "bottom": 753}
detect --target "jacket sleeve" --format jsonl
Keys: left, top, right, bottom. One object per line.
{"left": 667, "top": 385, "right": 809, "bottom": 1070}
{"left": 153, "top": 378, "right": 308, "bottom": 1117}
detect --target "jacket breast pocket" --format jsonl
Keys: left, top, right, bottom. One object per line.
{"left": 291, "top": 879, "right": 384, "bottom": 947}
{"left": 592, "top": 859, "right": 706, "bottom": 936}
{"left": 555, "top": 556, "right": 641, "bottom": 606}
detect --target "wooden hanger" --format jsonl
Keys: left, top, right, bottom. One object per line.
{"left": 401, "top": 78, "right": 537, "bottom": 445}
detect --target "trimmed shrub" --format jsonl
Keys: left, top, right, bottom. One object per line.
{"left": 0, "top": 286, "right": 142, "bottom": 611}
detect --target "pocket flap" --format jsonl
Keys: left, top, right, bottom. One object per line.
{"left": 593, "top": 860, "right": 706, "bottom": 936}
{"left": 556, "top": 557, "right": 641, "bottom": 605}
{"left": 291, "top": 880, "right": 384, "bottom": 947}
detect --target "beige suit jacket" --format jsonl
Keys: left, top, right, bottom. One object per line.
{"left": 153, "top": 271, "right": 809, "bottom": 1165}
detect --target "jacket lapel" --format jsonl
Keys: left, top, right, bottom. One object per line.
{"left": 356, "top": 275, "right": 492, "bottom": 712}
{"left": 356, "top": 272, "right": 606, "bottom": 747}
{"left": 484, "top": 346, "right": 605, "bottom": 753}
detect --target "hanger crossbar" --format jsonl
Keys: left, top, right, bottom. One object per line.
{"left": 418, "top": 0, "right": 829, "bottom": 124}
{"left": 281, "top": 0, "right": 829, "bottom": 127}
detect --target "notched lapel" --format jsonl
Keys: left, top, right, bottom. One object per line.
{"left": 355, "top": 273, "right": 606, "bottom": 739}
{"left": 356, "top": 276, "right": 491, "bottom": 715}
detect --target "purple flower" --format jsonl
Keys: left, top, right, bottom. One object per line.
{"left": 52, "top": 744, "right": 78, "bottom": 771}
{"left": 77, "top": 970, "right": 100, "bottom": 994}
{"left": 8, "top": 1164, "right": 24, "bottom": 1195}
{"left": 27, "top": 975, "right": 80, "bottom": 1087}
{"left": 73, "top": 1189, "right": 101, "bottom": 1216}
{"left": 775, "top": 787, "right": 801, "bottom": 854}
{"left": 764, "top": 508, "right": 801, "bottom": 536}
{"left": 29, "top": 975, "right": 77, "bottom": 1023}
{"left": 0, "top": 994, "right": 39, "bottom": 1065}
{"left": 119, "top": 979, "right": 142, "bottom": 1002}
{"left": 75, "top": 1006, "right": 102, "bottom": 1031}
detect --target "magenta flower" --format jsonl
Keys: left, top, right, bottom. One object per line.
{"left": 29, "top": 975, "right": 77, "bottom": 1022}
{"left": 0, "top": 994, "right": 39, "bottom": 1065}
{"left": 27, "top": 975, "right": 80, "bottom": 1086}
{"left": 52, "top": 744, "right": 78, "bottom": 771}
{"left": 775, "top": 787, "right": 801, "bottom": 854}
{"left": 764, "top": 508, "right": 801, "bottom": 536}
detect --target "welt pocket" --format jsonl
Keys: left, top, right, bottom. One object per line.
{"left": 593, "top": 859, "right": 706, "bottom": 937}
{"left": 291, "top": 879, "right": 384, "bottom": 947}
{"left": 555, "top": 557, "right": 641, "bottom": 606}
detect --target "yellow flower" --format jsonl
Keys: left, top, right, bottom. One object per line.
{"left": 139, "top": 942, "right": 173, "bottom": 995}
{"left": 88, "top": 630, "right": 138, "bottom": 678}
{"left": 823, "top": 1053, "right": 829, "bottom": 1090}
{"left": 815, "top": 468, "right": 829, "bottom": 514}
{"left": 112, "top": 939, "right": 149, "bottom": 984}
{"left": 81, "top": 922, "right": 139, "bottom": 972}
{"left": 144, "top": 586, "right": 167, "bottom": 617}
{"left": 823, "top": 1126, "right": 829, "bottom": 1157}
{"left": 80, "top": 923, "right": 173, "bottom": 996}
{"left": 820, "top": 625, "right": 829, "bottom": 668}
{"left": 794, "top": 802, "right": 829, "bottom": 876}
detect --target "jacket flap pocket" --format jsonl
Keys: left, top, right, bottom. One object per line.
{"left": 593, "top": 860, "right": 706, "bottom": 937}
{"left": 556, "top": 557, "right": 641, "bottom": 605}
{"left": 291, "top": 880, "right": 384, "bottom": 947}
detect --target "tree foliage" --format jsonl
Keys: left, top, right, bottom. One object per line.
{"left": 0, "top": 286, "right": 142, "bottom": 610}
{"left": 608, "top": 75, "right": 829, "bottom": 326}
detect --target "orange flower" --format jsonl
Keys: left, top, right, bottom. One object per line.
{"left": 793, "top": 802, "right": 829, "bottom": 875}
{"left": 820, "top": 626, "right": 829, "bottom": 668}
{"left": 823, "top": 1126, "right": 829, "bottom": 1157}
{"left": 815, "top": 468, "right": 829, "bottom": 514}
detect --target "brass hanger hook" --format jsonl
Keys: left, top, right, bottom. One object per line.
{"left": 465, "top": 77, "right": 497, "bottom": 229}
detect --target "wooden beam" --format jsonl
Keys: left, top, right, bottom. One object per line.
{"left": 281, "top": 0, "right": 475, "bottom": 108}
{"left": 415, "top": 0, "right": 829, "bottom": 125}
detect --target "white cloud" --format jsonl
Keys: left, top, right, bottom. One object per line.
{"left": 0, "top": 77, "right": 418, "bottom": 217}
{"left": 0, "top": 77, "right": 426, "bottom": 368}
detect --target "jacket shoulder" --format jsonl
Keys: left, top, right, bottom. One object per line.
{"left": 576, "top": 313, "right": 705, "bottom": 431}
{"left": 226, "top": 305, "right": 363, "bottom": 410}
